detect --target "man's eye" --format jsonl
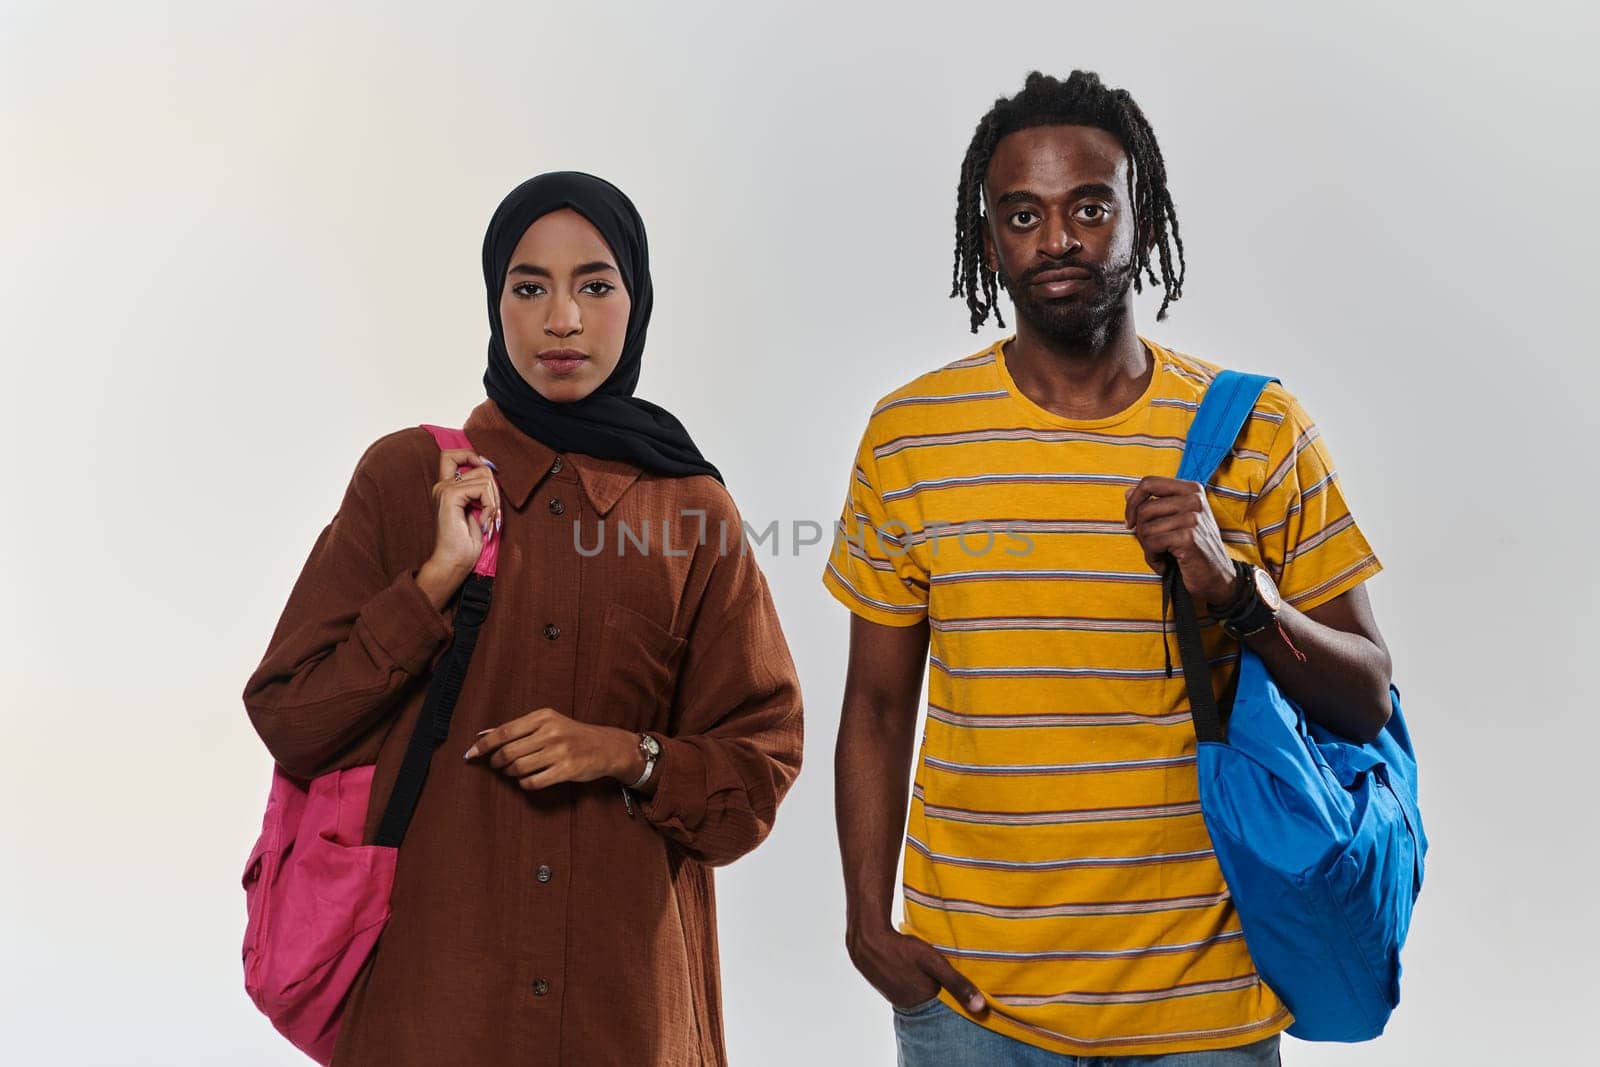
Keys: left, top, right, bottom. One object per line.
{"left": 1011, "top": 211, "right": 1037, "bottom": 227}
{"left": 1079, "top": 204, "right": 1108, "bottom": 221}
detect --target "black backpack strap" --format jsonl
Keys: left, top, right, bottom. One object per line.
{"left": 374, "top": 573, "right": 494, "bottom": 848}
{"left": 1169, "top": 572, "right": 1227, "bottom": 744}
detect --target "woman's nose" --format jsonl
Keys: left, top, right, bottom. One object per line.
{"left": 544, "top": 295, "right": 583, "bottom": 337}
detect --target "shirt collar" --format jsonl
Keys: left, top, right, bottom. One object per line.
{"left": 462, "top": 400, "right": 643, "bottom": 517}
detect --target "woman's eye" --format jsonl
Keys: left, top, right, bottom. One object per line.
{"left": 580, "top": 280, "right": 615, "bottom": 295}
{"left": 512, "top": 282, "right": 545, "bottom": 297}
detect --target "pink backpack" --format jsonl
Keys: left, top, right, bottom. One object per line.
{"left": 241, "top": 426, "right": 499, "bottom": 1064}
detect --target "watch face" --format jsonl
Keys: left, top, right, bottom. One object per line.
{"left": 1252, "top": 567, "right": 1282, "bottom": 612}
{"left": 640, "top": 734, "right": 662, "bottom": 759}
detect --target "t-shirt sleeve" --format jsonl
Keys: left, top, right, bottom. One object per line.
{"left": 1250, "top": 397, "right": 1383, "bottom": 612}
{"left": 821, "top": 426, "right": 929, "bottom": 626}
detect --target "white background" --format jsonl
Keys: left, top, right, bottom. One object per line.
{"left": 2, "top": 1, "right": 1595, "bottom": 1063}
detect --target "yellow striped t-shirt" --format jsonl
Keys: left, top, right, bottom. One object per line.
{"left": 823, "top": 337, "right": 1382, "bottom": 1056}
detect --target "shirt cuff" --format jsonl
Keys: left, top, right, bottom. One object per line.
{"left": 1284, "top": 555, "right": 1384, "bottom": 614}
{"left": 638, "top": 735, "right": 707, "bottom": 834}
{"left": 361, "top": 570, "right": 454, "bottom": 675}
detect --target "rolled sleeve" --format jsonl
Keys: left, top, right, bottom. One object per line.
{"left": 362, "top": 569, "right": 454, "bottom": 675}
{"left": 638, "top": 526, "right": 803, "bottom": 867}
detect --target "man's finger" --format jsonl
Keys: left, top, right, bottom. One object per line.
{"left": 1125, "top": 478, "right": 1164, "bottom": 527}
{"left": 1133, "top": 495, "right": 1195, "bottom": 525}
{"left": 1141, "top": 529, "right": 1187, "bottom": 564}
{"left": 1137, "top": 476, "right": 1189, "bottom": 495}
{"left": 915, "top": 942, "right": 986, "bottom": 1015}
{"left": 1138, "top": 514, "right": 1202, "bottom": 541}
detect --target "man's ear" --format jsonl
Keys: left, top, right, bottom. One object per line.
{"left": 981, "top": 216, "right": 999, "bottom": 275}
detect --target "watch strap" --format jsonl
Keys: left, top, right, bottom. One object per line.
{"left": 628, "top": 734, "right": 658, "bottom": 791}
{"left": 1220, "top": 567, "right": 1276, "bottom": 639}
{"left": 1211, "top": 559, "right": 1255, "bottom": 619}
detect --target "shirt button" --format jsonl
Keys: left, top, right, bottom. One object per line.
{"left": 543, "top": 624, "right": 561, "bottom": 641}
{"left": 548, "top": 497, "right": 565, "bottom": 516}
{"left": 532, "top": 978, "right": 550, "bottom": 996}
{"left": 550, "top": 456, "right": 564, "bottom": 474}
{"left": 536, "top": 864, "right": 553, "bottom": 883}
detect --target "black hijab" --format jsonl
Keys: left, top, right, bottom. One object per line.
{"left": 481, "top": 171, "right": 722, "bottom": 483}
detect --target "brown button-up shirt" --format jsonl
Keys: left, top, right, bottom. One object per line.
{"left": 244, "top": 400, "right": 804, "bottom": 1066}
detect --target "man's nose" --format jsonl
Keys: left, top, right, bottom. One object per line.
{"left": 1039, "top": 223, "right": 1082, "bottom": 260}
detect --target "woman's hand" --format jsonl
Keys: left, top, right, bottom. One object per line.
{"left": 416, "top": 449, "right": 501, "bottom": 609}
{"left": 464, "top": 708, "right": 643, "bottom": 791}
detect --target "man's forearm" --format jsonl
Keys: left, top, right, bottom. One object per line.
{"left": 1246, "top": 602, "right": 1392, "bottom": 742}
{"left": 835, "top": 696, "right": 920, "bottom": 935}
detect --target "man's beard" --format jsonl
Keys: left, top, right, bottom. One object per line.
{"left": 998, "top": 253, "right": 1138, "bottom": 348}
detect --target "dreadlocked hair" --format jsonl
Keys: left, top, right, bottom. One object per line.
{"left": 951, "top": 70, "right": 1187, "bottom": 332}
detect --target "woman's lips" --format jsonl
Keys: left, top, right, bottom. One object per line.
{"left": 538, "top": 350, "right": 588, "bottom": 376}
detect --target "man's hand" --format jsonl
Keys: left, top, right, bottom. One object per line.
{"left": 464, "top": 707, "right": 642, "bottom": 790}
{"left": 1124, "top": 475, "right": 1240, "bottom": 607}
{"left": 846, "top": 924, "right": 987, "bottom": 1015}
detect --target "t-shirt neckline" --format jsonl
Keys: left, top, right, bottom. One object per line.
{"left": 991, "top": 335, "right": 1166, "bottom": 431}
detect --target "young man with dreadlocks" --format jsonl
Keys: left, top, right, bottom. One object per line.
{"left": 825, "top": 71, "right": 1392, "bottom": 1064}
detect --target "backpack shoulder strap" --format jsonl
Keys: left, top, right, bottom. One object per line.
{"left": 372, "top": 423, "right": 499, "bottom": 849}
{"left": 1174, "top": 370, "right": 1278, "bottom": 485}
{"left": 421, "top": 424, "right": 474, "bottom": 452}
{"left": 1168, "top": 369, "right": 1278, "bottom": 745}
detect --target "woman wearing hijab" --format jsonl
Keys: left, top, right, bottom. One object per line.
{"left": 244, "top": 172, "right": 803, "bottom": 1066}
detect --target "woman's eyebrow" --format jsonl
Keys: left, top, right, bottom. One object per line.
{"left": 507, "top": 261, "right": 618, "bottom": 279}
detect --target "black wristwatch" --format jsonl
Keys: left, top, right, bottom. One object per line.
{"left": 1216, "top": 560, "right": 1282, "bottom": 640}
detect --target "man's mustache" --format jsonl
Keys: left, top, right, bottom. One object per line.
{"left": 1015, "top": 260, "right": 1105, "bottom": 286}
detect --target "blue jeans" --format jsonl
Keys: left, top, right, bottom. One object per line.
{"left": 893, "top": 998, "right": 1282, "bottom": 1067}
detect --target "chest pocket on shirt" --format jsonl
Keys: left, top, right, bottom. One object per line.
{"left": 579, "top": 601, "right": 688, "bottom": 732}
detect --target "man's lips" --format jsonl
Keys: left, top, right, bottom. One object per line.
{"left": 1028, "top": 266, "right": 1096, "bottom": 297}
{"left": 1029, "top": 267, "right": 1095, "bottom": 286}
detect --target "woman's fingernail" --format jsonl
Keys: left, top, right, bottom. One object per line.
{"left": 476, "top": 728, "right": 493, "bottom": 737}
{"left": 481, "top": 457, "right": 498, "bottom": 470}
{"left": 495, "top": 512, "right": 503, "bottom": 532}
{"left": 463, "top": 745, "right": 479, "bottom": 760}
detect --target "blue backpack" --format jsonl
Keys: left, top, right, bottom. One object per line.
{"left": 1169, "top": 371, "right": 1427, "bottom": 1042}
